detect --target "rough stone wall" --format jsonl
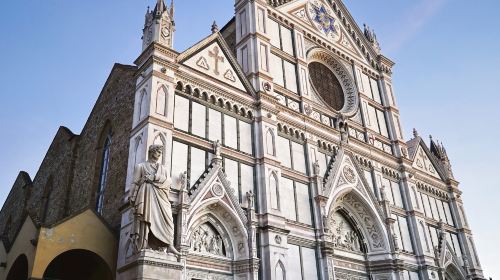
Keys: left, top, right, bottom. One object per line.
{"left": 26, "top": 127, "right": 77, "bottom": 226}
{"left": 0, "top": 172, "right": 32, "bottom": 250}
{"left": 0, "top": 63, "right": 137, "bottom": 248}
{"left": 67, "top": 64, "right": 137, "bottom": 231}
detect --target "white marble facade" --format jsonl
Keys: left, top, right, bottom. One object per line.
{"left": 117, "top": 1, "right": 485, "bottom": 280}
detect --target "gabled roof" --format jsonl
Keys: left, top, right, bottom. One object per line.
{"left": 187, "top": 158, "right": 248, "bottom": 228}
{"left": 407, "top": 136, "right": 448, "bottom": 181}
{"left": 271, "top": 0, "right": 388, "bottom": 67}
{"left": 177, "top": 30, "right": 257, "bottom": 99}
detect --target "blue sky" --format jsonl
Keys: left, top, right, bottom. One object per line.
{"left": 0, "top": 0, "right": 499, "bottom": 277}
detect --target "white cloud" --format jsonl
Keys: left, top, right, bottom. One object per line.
{"left": 385, "top": 0, "right": 447, "bottom": 53}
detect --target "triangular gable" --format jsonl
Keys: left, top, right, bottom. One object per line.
{"left": 178, "top": 33, "right": 256, "bottom": 98}
{"left": 321, "top": 149, "right": 390, "bottom": 252}
{"left": 438, "top": 239, "right": 467, "bottom": 279}
{"left": 412, "top": 143, "right": 443, "bottom": 180}
{"left": 323, "top": 149, "right": 382, "bottom": 218}
{"left": 276, "top": 0, "right": 370, "bottom": 61}
{"left": 187, "top": 160, "right": 248, "bottom": 228}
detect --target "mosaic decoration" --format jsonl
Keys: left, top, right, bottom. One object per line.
{"left": 312, "top": 5, "right": 335, "bottom": 35}
{"left": 308, "top": 1, "right": 340, "bottom": 41}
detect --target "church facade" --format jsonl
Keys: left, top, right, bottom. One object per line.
{"left": 0, "top": 1, "right": 485, "bottom": 280}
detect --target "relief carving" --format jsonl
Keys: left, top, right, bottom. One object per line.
{"left": 326, "top": 212, "right": 362, "bottom": 253}
{"left": 189, "top": 223, "right": 226, "bottom": 257}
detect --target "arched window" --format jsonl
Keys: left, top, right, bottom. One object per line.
{"left": 275, "top": 260, "right": 286, "bottom": 280}
{"left": 266, "top": 129, "right": 276, "bottom": 156}
{"left": 96, "top": 135, "right": 112, "bottom": 214}
{"left": 269, "top": 172, "right": 279, "bottom": 210}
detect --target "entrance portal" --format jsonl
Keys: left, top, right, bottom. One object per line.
{"left": 43, "top": 249, "right": 112, "bottom": 280}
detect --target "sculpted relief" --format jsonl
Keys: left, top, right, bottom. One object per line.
{"left": 326, "top": 211, "right": 362, "bottom": 253}
{"left": 189, "top": 223, "right": 227, "bottom": 257}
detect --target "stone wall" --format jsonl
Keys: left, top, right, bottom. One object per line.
{"left": 67, "top": 63, "right": 137, "bottom": 231}
{"left": 0, "top": 172, "right": 31, "bottom": 250}
{"left": 27, "top": 127, "right": 77, "bottom": 226}
{"left": 0, "top": 63, "right": 137, "bottom": 249}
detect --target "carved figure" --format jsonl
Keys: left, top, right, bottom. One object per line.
{"left": 190, "top": 223, "right": 226, "bottom": 257}
{"left": 246, "top": 190, "right": 255, "bottom": 209}
{"left": 213, "top": 140, "right": 222, "bottom": 158}
{"left": 313, "top": 160, "right": 321, "bottom": 176}
{"left": 129, "top": 145, "right": 180, "bottom": 257}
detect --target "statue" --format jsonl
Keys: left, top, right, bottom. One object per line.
{"left": 213, "top": 140, "right": 222, "bottom": 158}
{"left": 246, "top": 190, "right": 255, "bottom": 209}
{"left": 129, "top": 144, "right": 180, "bottom": 258}
{"left": 313, "top": 160, "right": 321, "bottom": 176}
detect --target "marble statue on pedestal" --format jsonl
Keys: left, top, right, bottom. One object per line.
{"left": 129, "top": 144, "right": 180, "bottom": 258}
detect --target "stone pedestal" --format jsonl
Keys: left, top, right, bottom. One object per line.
{"left": 117, "top": 250, "right": 184, "bottom": 280}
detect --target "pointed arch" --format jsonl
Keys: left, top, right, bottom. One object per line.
{"left": 94, "top": 121, "right": 112, "bottom": 215}
{"left": 131, "top": 134, "right": 143, "bottom": 168}
{"left": 269, "top": 171, "right": 279, "bottom": 210}
{"left": 266, "top": 128, "right": 276, "bottom": 156}
{"left": 186, "top": 201, "right": 248, "bottom": 260}
{"left": 275, "top": 260, "right": 286, "bottom": 280}
{"left": 187, "top": 215, "right": 232, "bottom": 259}
{"left": 328, "top": 190, "right": 390, "bottom": 253}
{"left": 138, "top": 89, "right": 148, "bottom": 121}
{"left": 155, "top": 85, "right": 168, "bottom": 116}
{"left": 419, "top": 220, "right": 431, "bottom": 252}
{"left": 445, "top": 263, "right": 466, "bottom": 280}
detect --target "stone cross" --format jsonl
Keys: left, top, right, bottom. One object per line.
{"left": 208, "top": 46, "right": 224, "bottom": 75}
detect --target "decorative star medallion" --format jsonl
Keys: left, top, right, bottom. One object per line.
{"left": 312, "top": 4, "right": 336, "bottom": 35}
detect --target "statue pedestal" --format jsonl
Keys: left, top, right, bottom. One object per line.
{"left": 117, "top": 250, "right": 184, "bottom": 280}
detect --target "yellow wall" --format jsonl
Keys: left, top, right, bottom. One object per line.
{"left": 31, "top": 209, "right": 117, "bottom": 279}
{"left": 0, "top": 218, "right": 38, "bottom": 279}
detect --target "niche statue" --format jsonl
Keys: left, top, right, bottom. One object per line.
{"left": 129, "top": 144, "right": 180, "bottom": 257}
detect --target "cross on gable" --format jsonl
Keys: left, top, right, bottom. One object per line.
{"left": 208, "top": 46, "right": 224, "bottom": 75}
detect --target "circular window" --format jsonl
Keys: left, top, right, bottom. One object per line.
{"left": 308, "top": 61, "right": 345, "bottom": 111}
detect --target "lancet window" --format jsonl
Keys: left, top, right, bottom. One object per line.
{"left": 96, "top": 134, "right": 111, "bottom": 214}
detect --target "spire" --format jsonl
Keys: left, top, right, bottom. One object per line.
{"left": 211, "top": 21, "right": 219, "bottom": 33}
{"left": 169, "top": 0, "right": 174, "bottom": 19}
{"left": 153, "top": 0, "right": 167, "bottom": 17}
{"left": 412, "top": 128, "right": 419, "bottom": 139}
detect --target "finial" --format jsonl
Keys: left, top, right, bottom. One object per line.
{"left": 147, "top": 6, "right": 150, "bottom": 13}
{"left": 211, "top": 21, "right": 219, "bottom": 33}
{"left": 429, "top": 135, "right": 433, "bottom": 141}
{"left": 413, "top": 128, "right": 419, "bottom": 138}
{"left": 169, "top": 0, "right": 174, "bottom": 18}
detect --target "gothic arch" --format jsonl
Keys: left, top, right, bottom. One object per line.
{"left": 327, "top": 189, "right": 389, "bottom": 253}
{"left": 93, "top": 121, "right": 113, "bottom": 213}
{"left": 322, "top": 150, "right": 390, "bottom": 254}
{"left": 155, "top": 85, "right": 168, "bottom": 116}
{"left": 444, "top": 263, "right": 466, "bottom": 280}
{"left": 138, "top": 89, "right": 148, "bottom": 121}
{"left": 186, "top": 200, "right": 249, "bottom": 260}
{"left": 266, "top": 128, "right": 276, "bottom": 156}
{"left": 269, "top": 171, "right": 279, "bottom": 210}
{"left": 327, "top": 208, "right": 368, "bottom": 254}
{"left": 186, "top": 213, "right": 234, "bottom": 260}
{"left": 275, "top": 260, "right": 286, "bottom": 280}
